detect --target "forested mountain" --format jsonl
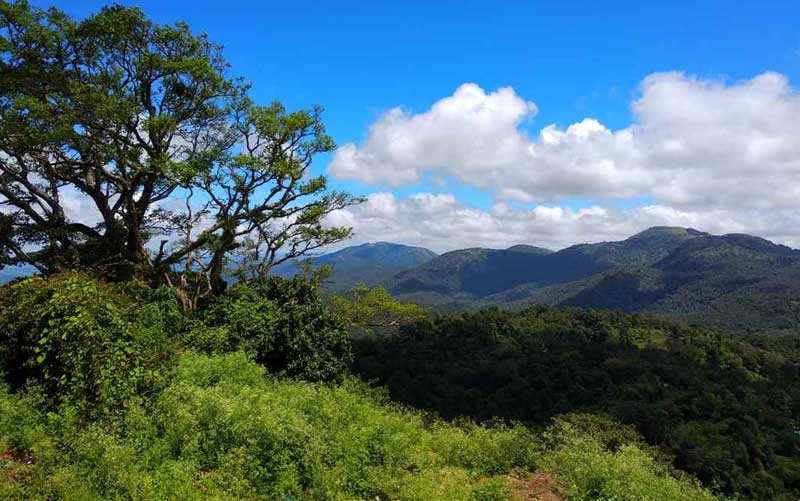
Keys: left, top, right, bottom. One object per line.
{"left": 388, "top": 226, "right": 707, "bottom": 304}
{"left": 361, "top": 227, "right": 800, "bottom": 334}
{"left": 494, "top": 233, "right": 800, "bottom": 334}
{"left": 272, "top": 242, "right": 437, "bottom": 291}
{"left": 505, "top": 244, "right": 554, "bottom": 255}
{"left": 270, "top": 227, "right": 799, "bottom": 334}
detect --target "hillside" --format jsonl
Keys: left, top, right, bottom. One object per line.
{"left": 272, "top": 242, "right": 437, "bottom": 291}
{"left": 0, "top": 274, "right": 716, "bottom": 500}
{"left": 378, "top": 228, "right": 800, "bottom": 334}
{"left": 353, "top": 306, "right": 800, "bottom": 498}
{"left": 388, "top": 227, "right": 707, "bottom": 303}
{"left": 497, "top": 234, "right": 800, "bottom": 334}
{"left": 505, "top": 244, "right": 554, "bottom": 255}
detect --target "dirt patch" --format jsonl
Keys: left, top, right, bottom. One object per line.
{"left": 1, "top": 449, "right": 33, "bottom": 464}
{"left": 2, "top": 448, "right": 34, "bottom": 481}
{"left": 508, "top": 472, "right": 564, "bottom": 501}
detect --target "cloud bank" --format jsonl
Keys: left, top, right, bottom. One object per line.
{"left": 327, "top": 72, "right": 800, "bottom": 250}
{"left": 326, "top": 192, "right": 800, "bottom": 253}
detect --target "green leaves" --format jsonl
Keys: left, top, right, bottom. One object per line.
{"left": 196, "top": 275, "right": 352, "bottom": 382}
{"left": 331, "top": 285, "right": 429, "bottom": 331}
{"left": 1, "top": 2, "right": 359, "bottom": 291}
{"left": 0, "top": 273, "right": 169, "bottom": 417}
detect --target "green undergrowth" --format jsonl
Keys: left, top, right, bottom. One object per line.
{"left": 0, "top": 274, "right": 716, "bottom": 500}
{"left": 0, "top": 352, "right": 714, "bottom": 500}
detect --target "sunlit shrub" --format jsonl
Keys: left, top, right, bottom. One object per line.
{"left": 536, "top": 414, "right": 716, "bottom": 500}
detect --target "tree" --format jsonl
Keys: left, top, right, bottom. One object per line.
{"left": 0, "top": 1, "right": 358, "bottom": 297}
{"left": 330, "top": 284, "right": 429, "bottom": 331}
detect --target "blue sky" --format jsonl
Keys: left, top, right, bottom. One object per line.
{"left": 40, "top": 1, "right": 800, "bottom": 250}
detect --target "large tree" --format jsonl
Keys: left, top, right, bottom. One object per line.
{"left": 0, "top": 1, "right": 358, "bottom": 299}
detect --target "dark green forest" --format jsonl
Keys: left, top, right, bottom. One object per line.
{"left": 354, "top": 307, "right": 800, "bottom": 498}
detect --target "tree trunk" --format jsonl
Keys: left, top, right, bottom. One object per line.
{"left": 208, "top": 228, "right": 234, "bottom": 295}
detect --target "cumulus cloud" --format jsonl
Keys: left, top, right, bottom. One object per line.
{"left": 329, "top": 83, "right": 537, "bottom": 188}
{"left": 324, "top": 192, "right": 800, "bottom": 253}
{"left": 328, "top": 72, "right": 800, "bottom": 212}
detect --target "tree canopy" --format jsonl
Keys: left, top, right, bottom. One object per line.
{"left": 0, "top": 1, "right": 358, "bottom": 302}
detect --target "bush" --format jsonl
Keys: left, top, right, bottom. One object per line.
{"left": 0, "top": 274, "right": 168, "bottom": 416}
{"left": 194, "top": 275, "right": 352, "bottom": 381}
{"left": 536, "top": 414, "right": 715, "bottom": 500}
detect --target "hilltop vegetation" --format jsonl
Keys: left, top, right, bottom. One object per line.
{"left": 0, "top": 274, "right": 716, "bottom": 500}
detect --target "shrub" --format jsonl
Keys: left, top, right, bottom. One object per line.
{"left": 0, "top": 274, "right": 168, "bottom": 416}
{"left": 535, "top": 414, "right": 716, "bottom": 500}
{"left": 195, "top": 275, "right": 352, "bottom": 381}
{"left": 0, "top": 352, "right": 718, "bottom": 500}
{"left": 0, "top": 352, "right": 521, "bottom": 500}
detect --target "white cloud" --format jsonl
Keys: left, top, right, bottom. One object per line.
{"left": 328, "top": 72, "right": 800, "bottom": 214}
{"left": 325, "top": 192, "right": 800, "bottom": 253}
{"left": 329, "top": 83, "right": 537, "bottom": 187}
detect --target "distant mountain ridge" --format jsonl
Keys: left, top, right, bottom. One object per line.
{"left": 5, "top": 227, "right": 798, "bottom": 334}
{"left": 365, "top": 227, "right": 797, "bottom": 335}
{"left": 271, "top": 242, "right": 437, "bottom": 291}
{"left": 387, "top": 226, "right": 709, "bottom": 301}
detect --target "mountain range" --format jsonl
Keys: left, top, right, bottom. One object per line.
{"left": 282, "top": 227, "right": 800, "bottom": 334}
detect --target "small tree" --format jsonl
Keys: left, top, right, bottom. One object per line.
{"left": 330, "top": 284, "right": 429, "bottom": 331}
{"left": 0, "top": 1, "right": 358, "bottom": 299}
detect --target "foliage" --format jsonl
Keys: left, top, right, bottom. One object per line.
{"left": 538, "top": 414, "right": 715, "bottom": 500}
{"left": 192, "top": 275, "right": 352, "bottom": 381}
{"left": 353, "top": 305, "right": 800, "bottom": 499}
{"left": 0, "top": 0, "right": 358, "bottom": 296}
{"left": 0, "top": 273, "right": 720, "bottom": 499}
{"left": 330, "top": 284, "right": 429, "bottom": 331}
{"left": 0, "top": 351, "right": 716, "bottom": 500}
{"left": 0, "top": 273, "right": 169, "bottom": 416}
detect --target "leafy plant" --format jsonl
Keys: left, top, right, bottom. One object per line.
{"left": 194, "top": 275, "right": 352, "bottom": 381}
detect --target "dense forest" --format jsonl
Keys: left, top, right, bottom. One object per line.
{"left": 0, "top": 1, "right": 798, "bottom": 500}
{"left": 354, "top": 307, "right": 800, "bottom": 498}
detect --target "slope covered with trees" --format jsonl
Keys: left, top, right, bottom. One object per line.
{"left": 387, "top": 227, "right": 707, "bottom": 303}
{"left": 382, "top": 228, "right": 800, "bottom": 334}
{"left": 353, "top": 306, "right": 800, "bottom": 499}
{"left": 500, "top": 234, "right": 800, "bottom": 334}
{"left": 272, "top": 242, "right": 437, "bottom": 291}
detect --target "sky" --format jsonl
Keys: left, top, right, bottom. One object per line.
{"left": 41, "top": 0, "right": 800, "bottom": 252}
